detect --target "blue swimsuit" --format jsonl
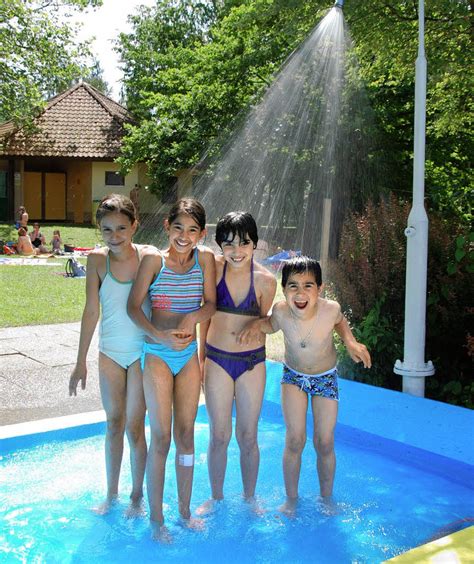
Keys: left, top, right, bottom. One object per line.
{"left": 206, "top": 260, "right": 265, "bottom": 381}
{"left": 141, "top": 250, "right": 202, "bottom": 376}
{"left": 99, "top": 246, "right": 149, "bottom": 369}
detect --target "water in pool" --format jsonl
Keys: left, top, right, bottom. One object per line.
{"left": 1, "top": 411, "right": 473, "bottom": 563}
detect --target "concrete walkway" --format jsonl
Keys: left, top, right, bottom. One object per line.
{"left": 0, "top": 322, "right": 102, "bottom": 426}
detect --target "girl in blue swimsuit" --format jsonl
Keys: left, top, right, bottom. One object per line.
{"left": 127, "top": 198, "right": 216, "bottom": 540}
{"left": 198, "top": 212, "right": 276, "bottom": 514}
{"left": 69, "top": 194, "right": 153, "bottom": 516}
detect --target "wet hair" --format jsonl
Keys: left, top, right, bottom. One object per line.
{"left": 18, "top": 227, "right": 27, "bottom": 236}
{"left": 281, "top": 256, "right": 322, "bottom": 288}
{"left": 95, "top": 193, "right": 137, "bottom": 225}
{"left": 167, "top": 198, "right": 206, "bottom": 230}
{"left": 215, "top": 211, "right": 258, "bottom": 249}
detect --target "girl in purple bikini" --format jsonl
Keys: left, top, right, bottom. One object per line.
{"left": 198, "top": 212, "right": 276, "bottom": 513}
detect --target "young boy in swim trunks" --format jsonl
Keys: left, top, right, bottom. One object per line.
{"left": 239, "top": 256, "right": 371, "bottom": 512}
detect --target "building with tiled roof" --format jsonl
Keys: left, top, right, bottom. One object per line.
{"left": 0, "top": 82, "right": 160, "bottom": 224}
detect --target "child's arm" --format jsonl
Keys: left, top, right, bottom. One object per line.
{"left": 198, "top": 318, "right": 211, "bottom": 385}
{"left": 334, "top": 315, "right": 372, "bottom": 368}
{"left": 127, "top": 252, "right": 172, "bottom": 342}
{"left": 237, "top": 303, "right": 282, "bottom": 345}
{"left": 69, "top": 253, "right": 101, "bottom": 395}
{"left": 177, "top": 247, "right": 217, "bottom": 337}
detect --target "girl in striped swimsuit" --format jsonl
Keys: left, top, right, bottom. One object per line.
{"left": 128, "top": 198, "right": 216, "bottom": 541}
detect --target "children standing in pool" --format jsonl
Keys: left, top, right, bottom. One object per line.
{"left": 127, "top": 198, "right": 216, "bottom": 540}
{"left": 198, "top": 212, "right": 276, "bottom": 513}
{"left": 69, "top": 194, "right": 152, "bottom": 516}
{"left": 239, "top": 256, "right": 371, "bottom": 513}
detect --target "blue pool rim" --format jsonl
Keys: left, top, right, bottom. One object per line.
{"left": 1, "top": 361, "right": 473, "bottom": 488}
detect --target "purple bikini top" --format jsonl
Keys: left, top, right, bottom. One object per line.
{"left": 216, "top": 260, "right": 260, "bottom": 317}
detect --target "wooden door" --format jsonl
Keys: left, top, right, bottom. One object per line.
{"left": 45, "top": 173, "right": 66, "bottom": 220}
{"left": 23, "top": 172, "right": 42, "bottom": 219}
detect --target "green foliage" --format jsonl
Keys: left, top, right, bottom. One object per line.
{"left": 116, "top": 0, "right": 330, "bottom": 192}
{"left": 331, "top": 196, "right": 473, "bottom": 407}
{"left": 76, "top": 59, "right": 111, "bottom": 96}
{"left": 347, "top": 1, "right": 473, "bottom": 223}
{"left": 424, "top": 226, "right": 473, "bottom": 408}
{"left": 0, "top": 0, "right": 102, "bottom": 126}
{"left": 336, "top": 295, "right": 403, "bottom": 390}
{"left": 117, "top": 0, "right": 472, "bottom": 220}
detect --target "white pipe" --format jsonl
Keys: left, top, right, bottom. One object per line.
{"left": 320, "top": 197, "right": 332, "bottom": 274}
{"left": 394, "top": 0, "right": 434, "bottom": 396}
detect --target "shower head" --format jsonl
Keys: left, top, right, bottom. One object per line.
{"left": 334, "top": 0, "right": 344, "bottom": 8}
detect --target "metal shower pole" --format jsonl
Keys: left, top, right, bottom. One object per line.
{"left": 394, "top": 0, "right": 434, "bottom": 396}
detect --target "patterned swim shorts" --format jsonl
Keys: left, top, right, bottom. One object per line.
{"left": 281, "top": 365, "right": 339, "bottom": 400}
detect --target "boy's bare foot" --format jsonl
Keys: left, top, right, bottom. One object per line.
{"left": 278, "top": 497, "right": 298, "bottom": 517}
{"left": 151, "top": 520, "right": 173, "bottom": 543}
{"left": 196, "top": 498, "right": 222, "bottom": 516}
{"left": 92, "top": 494, "right": 118, "bottom": 515}
{"left": 124, "top": 497, "right": 146, "bottom": 518}
{"left": 317, "top": 495, "right": 339, "bottom": 515}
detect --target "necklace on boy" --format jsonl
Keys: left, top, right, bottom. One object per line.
{"left": 290, "top": 304, "right": 318, "bottom": 348}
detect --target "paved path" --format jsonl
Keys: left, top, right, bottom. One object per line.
{"left": 0, "top": 322, "right": 102, "bottom": 426}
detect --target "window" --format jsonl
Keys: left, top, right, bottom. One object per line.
{"left": 105, "top": 171, "right": 125, "bottom": 186}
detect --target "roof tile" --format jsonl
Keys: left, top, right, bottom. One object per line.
{"left": 0, "top": 82, "right": 134, "bottom": 158}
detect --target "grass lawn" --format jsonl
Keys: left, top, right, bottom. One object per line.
{"left": 0, "top": 223, "right": 101, "bottom": 248}
{"left": 1, "top": 264, "right": 87, "bottom": 327}
{"left": 0, "top": 223, "right": 96, "bottom": 327}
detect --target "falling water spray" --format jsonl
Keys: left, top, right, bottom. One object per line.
{"left": 137, "top": 2, "right": 383, "bottom": 266}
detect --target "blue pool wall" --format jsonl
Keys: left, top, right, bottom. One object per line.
{"left": 1, "top": 360, "right": 473, "bottom": 487}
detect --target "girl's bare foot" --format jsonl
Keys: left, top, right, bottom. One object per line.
{"left": 151, "top": 520, "right": 173, "bottom": 543}
{"left": 244, "top": 495, "right": 266, "bottom": 516}
{"left": 92, "top": 494, "right": 118, "bottom": 515}
{"left": 196, "top": 498, "right": 222, "bottom": 516}
{"left": 179, "top": 516, "right": 205, "bottom": 531}
{"left": 278, "top": 496, "right": 298, "bottom": 517}
{"left": 124, "top": 497, "right": 146, "bottom": 518}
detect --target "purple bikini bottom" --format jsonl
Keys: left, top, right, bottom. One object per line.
{"left": 205, "top": 343, "right": 266, "bottom": 381}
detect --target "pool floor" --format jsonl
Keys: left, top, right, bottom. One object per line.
{"left": 1, "top": 410, "right": 473, "bottom": 563}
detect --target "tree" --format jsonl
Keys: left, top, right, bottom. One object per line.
{"left": 76, "top": 58, "right": 111, "bottom": 96}
{"left": 117, "top": 0, "right": 330, "bottom": 191}
{"left": 117, "top": 0, "right": 472, "bottom": 223}
{"left": 346, "top": 0, "right": 473, "bottom": 222}
{"left": 0, "top": 0, "right": 102, "bottom": 125}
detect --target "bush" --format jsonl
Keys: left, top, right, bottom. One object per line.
{"left": 330, "top": 194, "right": 473, "bottom": 408}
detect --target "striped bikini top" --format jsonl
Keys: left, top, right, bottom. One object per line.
{"left": 216, "top": 260, "right": 260, "bottom": 317}
{"left": 149, "top": 249, "right": 203, "bottom": 313}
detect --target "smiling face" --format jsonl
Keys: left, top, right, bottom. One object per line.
{"left": 221, "top": 233, "right": 254, "bottom": 269}
{"left": 283, "top": 271, "right": 322, "bottom": 318}
{"left": 99, "top": 211, "right": 137, "bottom": 252}
{"left": 165, "top": 213, "right": 204, "bottom": 255}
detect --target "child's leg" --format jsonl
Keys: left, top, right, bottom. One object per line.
{"left": 98, "top": 353, "right": 127, "bottom": 504}
{"left": 281, "top": 383, "right": 308, "bottom": 499}
{"left": 173, "top": 355, "right": 201, "bottom": 520}
{"left": 203, "top": 359, "right": 235, "bottom": 500}
{"left": 310, "top": 396, "right": 338, "bottom": 497}
{"left": 125, "top": 359, "right": 147, "bottom": 506}
{"left": 234, "top": 363, "right": 266, "bottom": 499}
{"left": 143, "top": 355, "right": 174, "bottom": 528}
